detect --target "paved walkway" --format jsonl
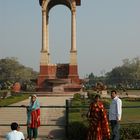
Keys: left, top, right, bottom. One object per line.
{"left": 0, "top": 95, "right": 73, "bottom": 140}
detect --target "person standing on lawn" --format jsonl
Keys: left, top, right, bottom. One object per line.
{"left": 109, "top": 90, "right": 122, "bottom": 140}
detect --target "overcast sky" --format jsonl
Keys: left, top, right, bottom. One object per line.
{"left": 0, "top": 0, "right": 140, "bottom": 77}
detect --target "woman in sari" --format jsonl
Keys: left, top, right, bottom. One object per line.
{"left": 86, "top": 94, "right": 110, "bottom": 140}
{"left": 26, "top": 94, "right": 40, "bottom": 140}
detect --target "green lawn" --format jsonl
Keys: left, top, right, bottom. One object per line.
{"left": 121, "top": 100, "right": 140, "bottom": 123}
{"left": 0, "top": 93, "right": 30, "bottom": 106}
{"left": 122, "top": 108, "right": 140, "bottom": 123}
{"left": 69, "top": 98, "right": 140, "bottom": 125}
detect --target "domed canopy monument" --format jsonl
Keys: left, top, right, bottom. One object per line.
{"left": 37, "top": 0, "right": 81, "bottom": 92}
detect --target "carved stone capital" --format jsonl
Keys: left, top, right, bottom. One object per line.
{"left": 71, "top": 0, "right": 76, "bottom": 13}
{"left": 41, "top": 0, "right": 47, "bottom": 11}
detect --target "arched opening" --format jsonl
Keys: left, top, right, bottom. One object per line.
{"left": 47, "top": 0, "right": 71, "bottom": 13}
{"left": 49, "top": 5, "right": 71, "bottom": 64}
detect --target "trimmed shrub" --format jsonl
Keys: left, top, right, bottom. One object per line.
{"left": 68, "top": 121, "right": 88, "bottom": 140}
{"left": 87, "top": 91, "right": 97, "bottom": 101}
{"left": 68, "top": 122, "right": 140, "bottom": 140}
{"left": 120, "top": 124, "right": 140, "bottom": 140}
{"left": 73, "top": 93, "right": 81, "bottom": 100}
{"left": 0, "top": 91, "right": 8, "bottom": 99}
{"left": 102, "top": 99, "right": 110, "bottom": 109}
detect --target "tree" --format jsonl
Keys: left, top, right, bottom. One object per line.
{"left": 106, "top": 57, "right": 140, "bottom": 89}
{"left": 0, "top": 57, "right": 38, "bottom": 89}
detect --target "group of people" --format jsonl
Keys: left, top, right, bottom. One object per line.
{"left": 6, "top": 94, "right": 41, "bottom": 140}
{"left": 6, "top": 90, "right": 122, "bottom": 140}
{"left": 86, "top": 90, "right": 122, "bottom": 140}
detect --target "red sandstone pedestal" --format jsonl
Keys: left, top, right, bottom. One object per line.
{"left": 37, "top": 64, "right": 81, "bottom": 92}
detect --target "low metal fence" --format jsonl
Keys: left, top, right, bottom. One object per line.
{"left": 0, "top": 100, "right": 140, "bottom": 138}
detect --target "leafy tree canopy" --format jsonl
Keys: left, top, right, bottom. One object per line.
{"left": 85, "top": 57, "right": 140, "bottom": 89}
{"left": 105, "top": 57, "right": 140, "bottom": 89}
{"left": 0, "top": 57, "right": 38, "bottom": 83}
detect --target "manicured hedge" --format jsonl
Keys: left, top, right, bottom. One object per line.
{"left": 68, "top": 122, "right": 140, "bottom": 140}
{"left": 120, "top": 124, "right": 140, "bottom": 140}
